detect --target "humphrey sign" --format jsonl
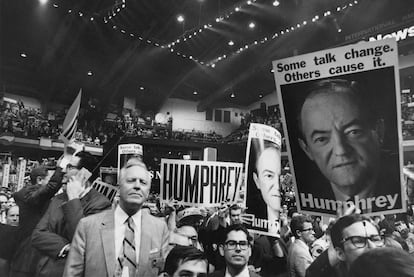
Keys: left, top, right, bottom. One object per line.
{"left": 272, "top": 38, "right": 405, "bottom": 217}
{"left": 160, "top": 159, "right": 243, "bottom": 206}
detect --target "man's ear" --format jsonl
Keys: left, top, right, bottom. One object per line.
{"left": 253, "top": 172, "right": 259, "bottom": 190}
{"left": 298, "top": 138, "right": 314, "bottom": 161}
{"left": 218, "top": 244, "right": 225, "bottom": 257}
{"left": 335, "top": 246, "right": 346, "bottom": 262}
{"left": 374, "top": 119, "right": 385, "bottom": 145}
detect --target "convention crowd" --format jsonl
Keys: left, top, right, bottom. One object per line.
{"left": 0, "top": 147, "right": 414, "bottom": 277}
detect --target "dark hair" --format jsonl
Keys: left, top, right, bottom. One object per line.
{"left": 290, "top": 214, "right": 311, "bottom": 238}
{"left": 349, "top": 248, "right": 414, "bottom": 277}
{"left": 219, "top": 224, "right": 253, "bottom": 245}
{"left": 163, "top": 245, "right": 208, "bottom": 275}
{"left": 330, "top": 214, "right": 374, "bottom": 249}
{"left": 297, "top": 79, "right": 375, "bottom": 141}
{"left": 73, "top": 151, "right": 98, "bottom": 182}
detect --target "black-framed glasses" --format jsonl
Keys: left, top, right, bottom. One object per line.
{"left": 341, "top": 235, "right": 384, "bottom": 248}
{"left": 224, "top": 240, "right": 249, "bottom": 250}
{"left": 301, "top": 227, "right": 314, "bottom": 232}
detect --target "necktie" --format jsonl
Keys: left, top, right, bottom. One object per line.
{"left": 115, "top": 217, "right": 137, "bottom": 277}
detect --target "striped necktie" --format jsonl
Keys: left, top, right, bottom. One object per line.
{"left": 115, "top": 216, "right": 137, "bottom": 277}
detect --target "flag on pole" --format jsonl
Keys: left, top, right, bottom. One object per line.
{"left": 59, "top": 89, "right": 81, "bottom": 144}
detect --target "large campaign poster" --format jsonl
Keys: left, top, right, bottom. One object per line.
{"left": 273, "top": 38, "right": 404, "bottom": 216}
{"left": 244, "top": 123, "right": 282, "bottom": 237}
{"left": 117, "top": 143, "right": 143, "bottom": 181}
{"left": 160, "top": 159, "right": 243, "bottom": 207}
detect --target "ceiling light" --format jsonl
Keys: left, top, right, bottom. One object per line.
{"left": 235, "top": 7, "right": 240, "bottom": 11}
{"left": 78, "top": 12, "right": 83, "bottom": 17}
{"left": 230, "top": 93, "right": 235, "bottom": 98}
{"left": 273, "top": 1, "right": 280, "bottom": 6}
{"left": 177, "top": 15, "right": 184, "bottom": 23}
{"left": 211, "top": 64, "right": 216, "bottom": 68}
{"left": 139, "top": 86, "right": 144, "bottom": 90}
{"left": 193, "top": 91, "right": 198, "bottom": 95}
{"left": 87, "top": 71, "right": 93, "bottom": 76}
{"left": 249, "top": 22, "right": 255, "bottom": 29}
{"left": 228, "top": 40, "right": 234, "bottom": 46}
{"left": 20, "top": 53, "right": 27, "bottom": 58}
{"left": 53, "top": 3, "right": 58, "bottom": 8}
{"left": 90, "top": 17, "right": 94, "bottom": 21}
{"left": 259, "top": 94, "right": 263, "bottom": 98}
{"left": 39, "top": 0, "right": 48, "bottom": 5}
{"left": 247, "top": 0, "right": 252, "bottom": 5}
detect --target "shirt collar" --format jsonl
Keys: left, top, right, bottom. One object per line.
{"left": 225, "top": 266, "right": 249, "bottom": 277}
{"left": 115, "top": 205, "right": 142, "bottom": 226}
{"left": 331, "top": 182, "right": 372, "bottom": 202}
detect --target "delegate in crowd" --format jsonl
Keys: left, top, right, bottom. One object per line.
{"left": 1, "top": 147, "right": 414, "bottom": 277}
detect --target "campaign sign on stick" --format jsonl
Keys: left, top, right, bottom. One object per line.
{"left": 100, "top": 167, "right": 118, "bottom": 186}
{"left": 244, "top": 123, "right": 282, "bottom": 237}
{"left": 272, "top": 38, "right": 404, "bottom": 217}
{"left": 117, "top": 144, "right": 143, "bottom": 180}
{"left": 160, "top": 159, "right": 243, "bottom": 206}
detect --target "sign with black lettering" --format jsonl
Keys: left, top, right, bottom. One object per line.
{"left": 273, "top": 38, "right": 405, "bottom": 217}
{"left": 244, "top": 123, "right": 282, "bottom": 237}
{"left": 160, "top": 159, "right": 243, "bottom": 206}
{"left": 117, "top": 143, "right": 143, "bottom": 181}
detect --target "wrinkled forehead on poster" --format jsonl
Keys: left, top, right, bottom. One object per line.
{"left": 249, "top": 123, "right": 282, "bottom": 149}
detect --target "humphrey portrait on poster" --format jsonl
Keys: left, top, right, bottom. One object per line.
{"left": 245, "top": 123, "right": 282, "bottom": 237}
{"left": 273, "top": 38, "right": 405, "bottom": 216}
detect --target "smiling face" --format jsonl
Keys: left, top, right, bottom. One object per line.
{"left": 299, "top": 91, "right": 381, "bottom": 196}
{"left": 119, "top": 164, "right": 151, "bottom": 215}
{"left": 253, "top": 147, "right": 281, "bottom": 212}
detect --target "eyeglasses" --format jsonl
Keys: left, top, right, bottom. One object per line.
{"left": 224, "top": 240, "right": 249, "bottom": 250}
{"left": 301, "top": 227, "right": 314, "bottom": 232}
{"left": 341, "top": 235, "right": 384, "bottom": 248}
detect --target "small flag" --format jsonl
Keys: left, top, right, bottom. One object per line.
{"left": 59, "top": 89, "right": 81, "bottom": 144}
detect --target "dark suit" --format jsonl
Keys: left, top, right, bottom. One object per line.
{"left": 32, "top": 188, "right": 111, "bottom": 277}
{"left": 10, "top": 167, "right": 65, "bottom": 277}
{"left": 208, "top": 268, "right": 261, "bottom": 277}
{"left": 63, "top": 208, "right": 170, "bottom": 277}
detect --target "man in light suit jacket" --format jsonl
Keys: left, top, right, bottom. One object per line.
{"left": 63, "top": 158, "right": 169, "bottom": 277}
{"left": 287, "top": 215, "right": 315, "bottom": 277}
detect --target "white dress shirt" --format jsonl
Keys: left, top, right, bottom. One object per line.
{"left": 114, "top": 205, "right": 142, "bottom": 267}
{"left": 225, "top": 266, "right": 250, "bottom": 277}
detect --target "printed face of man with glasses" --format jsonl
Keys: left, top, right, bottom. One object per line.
{"left": 336, "top": 220, "right": 384, "bottom": 267}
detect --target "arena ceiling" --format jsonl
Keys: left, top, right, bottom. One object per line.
{"left": 1, "top": 0, "right": 413, "bottom": 112}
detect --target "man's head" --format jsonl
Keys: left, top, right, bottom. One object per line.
{"left": 219, "top": 224, "right": 252, "bottom": 271}
{"left": 229, "top": 204, "right": 242, "bottom": 225}
{"left": 290, "top": 214, "right": 315, "bottom": 245}
{"left": 0, "top": 194, "right": 8, "bottom": 211}
{"left": 6, "top": 205, "right": 19, "bottom": 227}
{"left": 330, "top": 214, "right": 384, "bottom": 267}
{"left": 62, "top": 151, "right": 97, "bottom": 191}
{"left": 118, "top": 158, "right": 151, "bottom": 215}
{"left": 253, "top": 142, "right": 281, "bottom": 213}
{"left": 176, "top": 225, "right": 199, "bottom": 249}
{"left": 30, "top": 166, "right": 48, "bottom": 187}
{"left": 298, "top": 79, "right": 383, "bottom": 196}
{"left": 163, "top": 245, "right": 208, "bottom": 277}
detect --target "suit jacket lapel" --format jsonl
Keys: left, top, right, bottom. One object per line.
{"left": 100, "top": 210, "right": 116, "bottom": 277}
{"left": 138, "top": 210, "right": 152, "bottom": 276}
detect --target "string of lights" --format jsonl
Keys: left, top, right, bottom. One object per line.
{"left": 203, "top": 0, "right": 360, "bottom": 67}
{"left": 47, "top": 0, "right": 358, "bottom": 69}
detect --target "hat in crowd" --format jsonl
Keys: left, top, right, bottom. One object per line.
{"left": 176, "top": 207, "right": 203, "bottom": 225}
{"left": 30, "top": 166, "right": 48, "bottom": 182}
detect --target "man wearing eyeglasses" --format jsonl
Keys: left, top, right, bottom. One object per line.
{"left": 306, "top": 214, "right": 384, "bottom": 277}
{"left": 208, "top": 224, "right": 260, "bottom": 277}
{"left": 287, "top": 215, "right": 315, "bottom": 277}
